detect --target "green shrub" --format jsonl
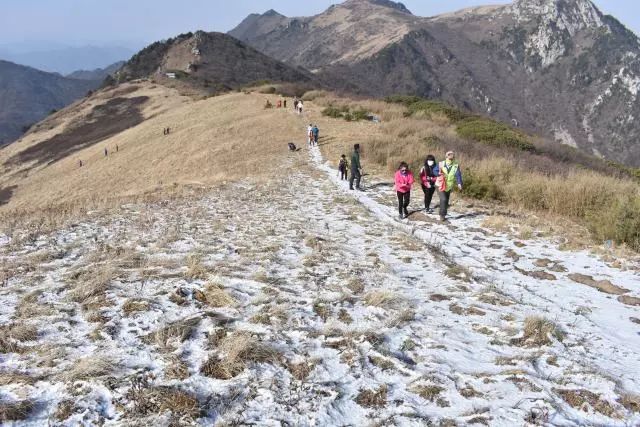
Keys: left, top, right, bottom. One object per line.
{"left": 462, "top": 170, "right": 505, "bottom": 201}
{"left": 456, "top": 118, "right": 535, "bottom": 152}
{"left": 322, "top": 105, "right": 369, "bottom": 122}
{"left": 586, "top": 195, "right": 640, "bottom": 251}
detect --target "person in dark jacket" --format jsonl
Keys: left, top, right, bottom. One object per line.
{"left": 349, "top": 144, "right": 362, "bottom": 190}
{"left": 419, "top": 155, "right": 439, "bottom": 213}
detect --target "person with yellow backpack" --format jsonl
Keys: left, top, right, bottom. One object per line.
{"left": 435, "top": 151, "right": 463, "bottom": 222}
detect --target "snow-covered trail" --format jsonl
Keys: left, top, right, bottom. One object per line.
{"left": 0, "top": 138, "right": 639, "bottom": 426}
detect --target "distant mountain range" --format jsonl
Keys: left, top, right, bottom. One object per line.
{"left": 230, "top": 0, "right": 640, "bottom": 167}
{"left": 0, "top": 60, "right": 101, "bottom": 146}
{"left": 67, "top": 61, "right": 125, "bottom": 81}
{"left": 0, "top": 44, "right": 135, "bottom": 75}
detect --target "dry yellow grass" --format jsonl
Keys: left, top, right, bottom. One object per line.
{"left": 0, "top": 83, "right": 307, "bottom": 228}
{"left": 201, "top": 331, "right": 280, "bottom": 379}
{"left": 58, "top": 356, "right": 115, "bottom": 382}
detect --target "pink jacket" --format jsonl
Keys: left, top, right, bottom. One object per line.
{"left": 394, "top": 170, "right": 414, "bottom": 193}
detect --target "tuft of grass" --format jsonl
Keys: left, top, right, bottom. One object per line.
{"left": 345, "top": 277, "right": 365, "bottom": 294}
{"left": 122, "top": 299, "right": 151, "bottom": 316}
{"left": 164, "top": 355, "right": 190, "bottom": 380}
{"left": 410, "top": 384, "right": 445, "bottom": 402}
{"left": 68, "top": 265, "right": 114, "bottom": 304}
{"left": 145, "top": 316, "right": 201, "bottom": 348}
{"left": 364, "top": 290, "right": 402, "bottom": 309}
{"left": 128, "top": 384, "right": 201, "bottom": 418}
{"left": 195, "top": 282, "right": 235, "bottom": 307}
{"left": 58, "top": 356, "right": 115, "bottom": 382}
{"left": 201, "top": 331, "right": 280, "bottom": 380}
{"left": 185, "top": 254, "right": 208, "bottom": 280}
{"left": 511, "top": 316, "right": 565, "bottom": 347}
{"left": 0, "top": 399, "right": 34, "bottom": 423}
{"left": 355, "top": 385, "right": 388, "bottom": 408}
{"left": 54, "top": 400, "right": 75, "bottom": 422}
{"left": 554, "top": 388, "right": 616, "bottom": 417}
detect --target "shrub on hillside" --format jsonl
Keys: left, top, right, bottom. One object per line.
{"left": 586, "top": 195, "right": 640, "bottom": 251}
{"left": 322, "top": 105, "right": 370, "bottom": 122}
{"left": 456, "top": 118, "right": 535, "bottom": 152}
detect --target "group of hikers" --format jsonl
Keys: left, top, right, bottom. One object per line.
{"left": 338, "top": 144, "right": 462, "bottom": 222}
{"left": 307, "top": 124, "right": 320, "bottom": 147}
{"left": 394, "top": 150, "right": 462, "bottom": 221}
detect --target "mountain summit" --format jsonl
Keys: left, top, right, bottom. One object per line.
{"left": 230, "top": 0, "right": 640, "bottom": 167}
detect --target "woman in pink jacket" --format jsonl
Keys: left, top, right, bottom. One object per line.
{"left": 394, "top": 161, "right": 415, "bottom": 219}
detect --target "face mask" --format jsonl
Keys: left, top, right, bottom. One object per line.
{"left": 427, "top": 161, "right": 434, "bottom": 166}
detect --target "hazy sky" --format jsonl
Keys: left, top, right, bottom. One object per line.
{"left": 0, "top": 0, "right": 636, "bottom": 49}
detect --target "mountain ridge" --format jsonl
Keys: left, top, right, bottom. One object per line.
{"left": 229, "top": 0, "right": 640, "bottom": 166}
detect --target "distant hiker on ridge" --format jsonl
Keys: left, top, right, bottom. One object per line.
{"left": 395, "top": 162, "right": 415, "bottom": 220}
{"left": 349, "top": 144, "right": 362, "bottom": 191}
{"left": 436, "top": 151, "right": 463, "bottom": 222}
{"left": 104, "top": 148, "right": 108, "bottom": 157}
{"left": 298, "top": 101, "right": 304, "bottom": 115}
{"left": 312, "top": 125, "right": 319, "bottom": 146}
{"left": 283, "top": 99, "right": 287, "bottom": 109}
{"left": 419, "top": 154, "right": 439, "bottom": 213}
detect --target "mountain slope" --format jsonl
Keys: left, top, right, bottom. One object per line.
{"left": 229, "top": 0, "right": 417, "bottom": 70}
{"left": 0, "top": 60, "right": 99, "bottom": 146}
{"left": 230, "top": 0, "right": 640, "bottom": 166}
{"left": 114, "top": 31, "right": 313, "bottom": 92}
{"left": 67, "top": 61, "right": 125, "bottom": 81}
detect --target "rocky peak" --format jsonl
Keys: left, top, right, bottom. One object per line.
{"left": 341, "top": 0, "right": 412, "bottom": 15}
{"left": 511, "top": 0, "right": 603, "bottom": 34}
{"left": 262, "top": 9, "right": 284, "bottom": 17}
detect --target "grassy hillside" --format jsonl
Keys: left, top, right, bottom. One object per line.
{"left": 0, "top": 82, "right": 302, "bottom": 229}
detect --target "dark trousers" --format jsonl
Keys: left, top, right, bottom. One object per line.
{"left": 339, "top": 167, "right": 347, "bottom": 180}
{"left": 349, "top": 170, "right": 361, "bottom": 189}
{"left": 421, "top": 184, "right": 435, "bottom": 210}
{"left": 438, "top": 190, "right": 451, "bottom": 218}
{"left": 397, "top": 191, "right": 410, "bottom": 215}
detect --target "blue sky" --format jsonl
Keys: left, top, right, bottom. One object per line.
{"left": 0, "top": 0, "right": 636, "bottom": 49}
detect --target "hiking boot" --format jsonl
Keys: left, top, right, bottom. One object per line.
{"left": 439, "top": 216, "right": 447, "bottom": 222}
{"left": 404, "top": 210, "right": 409, "bottom": 218}
{"left": 399, "top": 214, "right": 404, "bottom": 220}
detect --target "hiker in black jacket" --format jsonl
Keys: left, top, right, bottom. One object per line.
{"left": 419, "top": 155, "right": 438, "bottom": 212}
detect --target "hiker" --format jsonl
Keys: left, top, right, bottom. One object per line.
{"left": 349, "top": 144, "right": 362, "bottom": 190}
{"left": 298, "top": 101, "right": 304, "bottom": 115}
{"left": 277, "top": 100, "right": 282, "bottom": 108}
{"left": 338, "top": 154, "right": 349, "bottom": 180}
{"left": 167, "top": 127, "right": 170, "bottom": 134}
{"left": 116, "top": 144, "right": 119, "bottom": 152}
{"left": 294, "top": 99, "right": 299, "bottom": 111}
{"left": 312, "top": 125, "right": 319, "bottom": 146}
{"left": 104, "top": 148, "right": 108, "bottom": 157}
{"left": 395, "top": 162, "right": 415, "bottom": 219}
{"left": 307, "top": 124, "right": 314, "bottom": 146}
{"left": 419, "top": 154, "right": 439, "bottom": 213}
{"left": 79, "top": 160, "right": 83, "bottom": 168}
{"left": 436, "top": 151, "right": 463, "bottom": 222}
{"left": 283, "top": 99, "right": 287, "bottom": 108}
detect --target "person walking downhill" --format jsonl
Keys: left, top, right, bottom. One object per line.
{"left": 436, "top": 151, "right": 463, "bottom": 222}
{"left": 298, "top": 101, "right": 304, "bottom": 115}
{"left": 307, "top": 124, "right": 314, "bottom": 147}
{"left": 338, "top": 154, "right": 349, "bottom": 181}
{"left": 395, "top": 162, "right": 415, "bottom": 220}
{"left": 312, "top": 125, "right": 319, "bottom": 146}
{"left": 349, "top": 144, "right": 362, "bottom": 190}
{"left": 419, "top": 154, "right": 439, "bottom": 213}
